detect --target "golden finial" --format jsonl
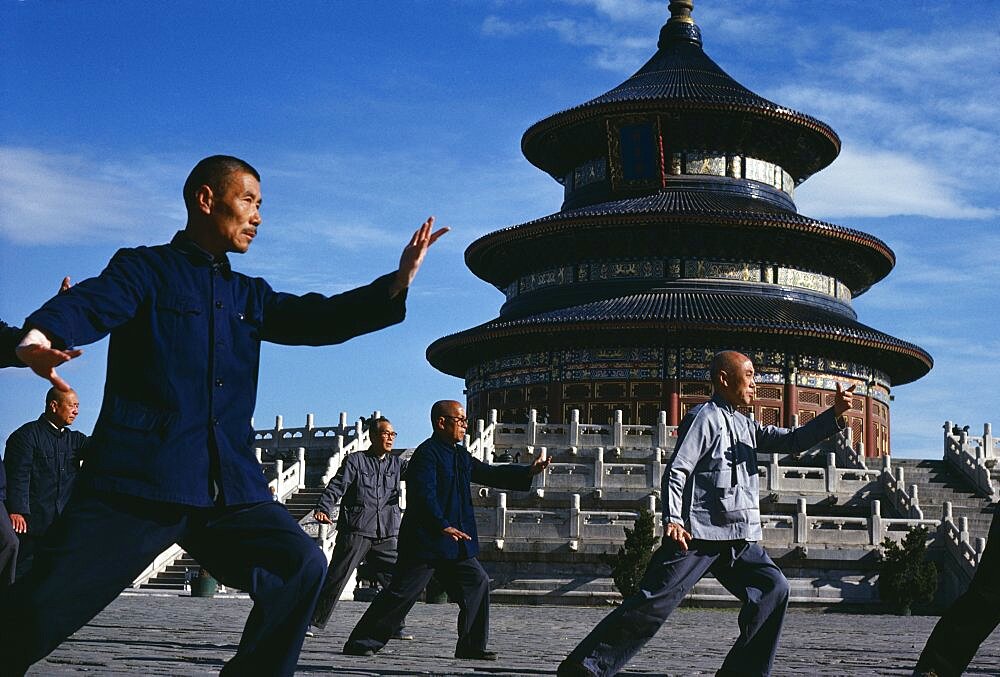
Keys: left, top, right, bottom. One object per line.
{"left": 668, "top": 0, "right": 695, "bottom": 25}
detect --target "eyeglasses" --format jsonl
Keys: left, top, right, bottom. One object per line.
{"left": 442, "top": 415, "right": 468, "bottom": 425}
{"left": 379, "top": 431, "right": 398, "bottom": 439}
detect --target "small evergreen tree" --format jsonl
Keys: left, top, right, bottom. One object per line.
{"left": 877, "top": 524, "right": 938, "bottom": 615}
{"left": 602, "top": 508, "right": 660, "bottom": 598}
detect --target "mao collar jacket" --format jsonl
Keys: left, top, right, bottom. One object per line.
{"left": 25, "top": 232, "right": 406, "bottom": 506}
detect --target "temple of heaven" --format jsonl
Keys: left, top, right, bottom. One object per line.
{"left": 427, "top": 0, "right": 931, "bottom": 458}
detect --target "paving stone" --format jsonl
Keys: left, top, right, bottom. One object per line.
{"left": 27, "top": 592, "right": 1000, "bottom": 676}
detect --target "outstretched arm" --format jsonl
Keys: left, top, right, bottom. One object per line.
{"left": 388, "top": 216, "right": 449, "bottom": 298}
{"left": 16, "top": 330, "right": 83, "bottom": 392}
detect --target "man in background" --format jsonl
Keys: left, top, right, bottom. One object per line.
{"left": 309, "top": 415, "right": 411, "bottom": 639}
{"left": 344, "top": 399, "right": 550, "bottom": 661}
{"left": 4, "top": 387, "right": 87, "bottom": 580}
{"left": 559, "top": 350, "right": 854, "bottom": 677}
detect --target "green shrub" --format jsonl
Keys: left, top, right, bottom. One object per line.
{"left": 877, "top": 524, "right": 938, "bottom": 615}
{"left": 602, "top": 508, "right": 660, "bottom": 598}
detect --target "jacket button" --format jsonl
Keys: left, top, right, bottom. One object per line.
{"left": 215, "top": 378, "right": 223, "bottom": 387}
{"left": 215, "top": 301, "right": 223, "bottom": 309}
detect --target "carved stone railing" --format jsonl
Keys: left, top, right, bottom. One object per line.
{"left": 943, "top": 420, "right": 997, "bottom": 498}
{"left": 478, "top": 495, "right": 980, "bottom": 579}
{"left": 487, "top": 409, "right": 678, "bottom": 455}
{"left": 878, "top": 455, "right": 924, "bottom": 519}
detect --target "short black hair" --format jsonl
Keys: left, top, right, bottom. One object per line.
{"left": 183, "top": 155, "right": 259, "bottom": 211}
{"left": 367, "top": 416, "right": 391, "bottom": 437}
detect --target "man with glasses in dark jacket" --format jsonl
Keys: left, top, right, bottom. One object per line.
{"left": 308, "top": 416, "right": 411, "bottom": 640}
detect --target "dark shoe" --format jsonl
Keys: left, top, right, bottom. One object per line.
{"left": 454, "top": 649, "right": 498, "bottom": 660}
{"left": 343, "top": 644, "right": 376, "bottom": 657}
{"left": 390, "top": 631, "right": 414, "bottom": 640}
{"left": 558, "top": 658, "right": 597, "bottom": 677}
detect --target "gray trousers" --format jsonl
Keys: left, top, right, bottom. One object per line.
{"left": 562, "top": 539, "right": 790, "bottom": 677}
{"left": 311, "top": 532, "right": 400, "bottom": 629}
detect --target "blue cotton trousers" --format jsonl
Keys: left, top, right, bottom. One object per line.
{"left": 562, "top": 539, "right": 790, "bottom": 677}
{"left": 0, "top": 489, "right": 326, "bottom": 677}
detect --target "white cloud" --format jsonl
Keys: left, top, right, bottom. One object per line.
{"left": 0, "top": 146, "right": 181, "bottom": 245}
{"left": 795, "top": 145, "right": 996, "bottom": 220}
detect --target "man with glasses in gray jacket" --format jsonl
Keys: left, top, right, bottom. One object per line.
{"left": 309, "top": 416, "right": 411, "bottom": 640}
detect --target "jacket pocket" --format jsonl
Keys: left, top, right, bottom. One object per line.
{"left": 105, "top": 395, "right": 173, "bottom": 434}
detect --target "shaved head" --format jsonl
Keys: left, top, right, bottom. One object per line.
{"left": 710, "top": 351, "right": 757, "bottom": 407}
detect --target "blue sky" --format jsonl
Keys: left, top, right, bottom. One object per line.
{"left": 1, "top": 1, "right": 997, "bottom": 456}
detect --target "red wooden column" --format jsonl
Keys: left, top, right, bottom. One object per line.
{"left": 783, "top": 368, "right": 798, "bottom": 427}
{"left": 864, "top": 385, "right": 875, "bottom": 458}
{"left": 667, "top": 378, "right": 680, "bottom": 426}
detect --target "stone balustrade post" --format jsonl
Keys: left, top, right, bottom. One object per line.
{"left": 594, "top": 447, "right": 605, "bottom": 490}
{"left": 959, "top": 516, "right": 970, "bottom": 545}
{"left": 910, "top": 484, "right": 921, "bottom": 518}
{"left": 769, "top": 452, "right": 780, "bottom": 492}
{"left": 528, "top": 409, "right": 539, "bottom": 446}
{"left": 537, "top": 447, "right": 548, "bottom": 493}
{"left": 959, "top": 429, "right": 969, "bottom": 449}
{"left": 613, "top": 410, "right": 624, "bottom": 448}
{"left": 297, "top": 448, "right": 306, "bottom": 488}
{"left": 870, "top": 499, "right": 883, "bottom": 545}
{"left": 651, "top": 448, "right": 664, "bottom": 492}
{"left": 306, "top": 413, "right": 314, "bottom": 430}
{"left": 275, "top": 459, "right": 284, "bottom": 497}
{"left": 943, "top": 420, "right": 953, "bottom": 443}
{"left": 338, "top": 411, "right": 348, "bottom": 432}
{"left": 275, "top": 414, "right": 283, "bottom": 430}
{"left": 335, "top": 434, "right": 345, "bottom": 455}
{"left": 656, "top": 411, "right": 668, "bottom": 449}
{"left": 496, "top": 492, "right": 507, "bottom": 546}
{"left": 826, "top": 452, "right": 838, "bottom": 493}
{"left": 646, "top": 494, "right": 659, "bottom": 535}
{"left": 354, "top": 417, "right": 364, "bottom": 441}
{"left": 985, "top": 423, "right": 994, "bottom": 459}
{"left": 570, "top": 493, "right": 581, "bottom": 549}
{"left": 975, "top": 537, "right": 987, "bottom": 565}
{"left": 489, "top": 409, "right": 498, "bottom": 426}
{"left": 794, "top": 498, "right": 808, "bottom": 544}
{"left": 790, "top": 413, "right": 799, "bottom": 429}
{"left": 570, "top": 409, "right": 581, "bottom": 447}
{"left": 318, "top": 522, "right": 330, "bottom": 542}
{"left": 882, "top": 454, "right": 891, "bottom": 473}
{"left": 255, "top": 447, "right": 262, "bottom": 464}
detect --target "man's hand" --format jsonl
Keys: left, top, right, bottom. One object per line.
{"left": 442, "top": 526, "right": 472, "bottom": 542}
{"left": 529, "top": 454, "right": 551, "bottom": 476}
{"left": 59, "top": 276, "right": 71, "bottom": 294}
{"left": 665, "top": 521, "right": 692, "bottom": 551}
{"left": 16, "top": 329, "right": 82, "bottom": 392}
{"left": 388, "top": 216, "right": 450, "bottom": 298}
{"left": 833, "top": 382, "right": 858, "bottom": 417}
{"left": 10, "top": 514, "right": 27, "bottom": 534}
{"left": 314, "top": 511, "right": 332, "bottom": 524}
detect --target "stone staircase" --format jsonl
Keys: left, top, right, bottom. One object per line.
{"left": 891, "top": 459, "right": 994, "bottom": 542}
{"left": 139, "top": 551, "right": 200, "bottom": 591}
{"left": 136, "top": 489, "right": 325, "bottom": 593}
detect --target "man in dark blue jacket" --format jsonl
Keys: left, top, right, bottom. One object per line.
{"left": 0, "top": 155, "right": 447, "bottom": 677}
{"left": 309, "top": 416, "right": 410, "bottom": 636}
{"left": 344, "top": 399, "right": 550, "bottom": 661}
{"left": 4, "top": 387, "right": 87, "bottom": 581}
{"left": 0, "top": 319, "right": 27, "bottom": 587}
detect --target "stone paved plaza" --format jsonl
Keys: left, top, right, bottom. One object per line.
{"left": 27, "top": 593, "right": 1000, "bottom": 676}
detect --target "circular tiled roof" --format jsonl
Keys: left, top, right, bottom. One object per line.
{"left": 427, "top": 289, "right": 932, "bottom": 384}
{"left": 466, "top": 189, "right": 895, "bottom": 292}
